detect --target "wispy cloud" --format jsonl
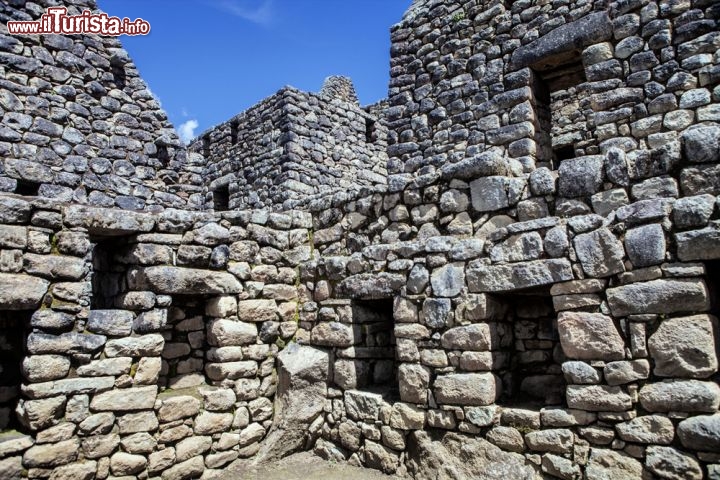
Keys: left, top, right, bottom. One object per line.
{"left": 218, "top": 0, "right": 275, "bottom": 26}
{"left": 177, "top": 119, "right": 199, "bottom": 144}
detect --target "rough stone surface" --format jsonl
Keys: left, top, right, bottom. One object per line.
{"left": 648, "top": 315, "right": 718, "bottom": 378}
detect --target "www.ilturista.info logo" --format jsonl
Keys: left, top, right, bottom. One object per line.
{"left": 7, "top": 7, "right": 150, "bottom": 36}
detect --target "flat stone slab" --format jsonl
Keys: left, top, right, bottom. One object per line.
{"left": 64, "top": 205, "right": 155, "bottom": 234}
{"left": 0, "top": 273, "right": 49, "bottom": 310}
{"left": 467, "top": 259, "right": 573, "bottom": 293}
{"left": 129, "top": 266, "right": 242, "bottom": 295}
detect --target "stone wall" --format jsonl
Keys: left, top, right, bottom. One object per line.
{"left": 0, "top": 195, "right": 314, "bottom": 479}
{"left": 0, "top": 0, "right": 203, "bottom": 211}
{"left": 190, "top": 78, "right": 388, "bottom": 211}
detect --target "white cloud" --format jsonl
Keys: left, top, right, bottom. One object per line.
{"left": 219, "top": 0, "right": 274, "bottom": 26}
{"left": 177, "top": 119, "right": 199, "bottom": 144}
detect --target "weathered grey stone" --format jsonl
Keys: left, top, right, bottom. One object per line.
{"left": 345, "top": 390, "right": 384, "bottom": 421}
{"left": 110, "top": 451, "right": 147, "bottom": 476}
{"left": 486, "top": 426, "right": 524, "bottom": 452}
{"left": 399, "top": 364, "right": 430, "bottom": 404}
{"left": 422, "top": 297, "right": 451, "bottom": 328}
{"left": 558, "top": 156, "right": 605, "bottom": 197}
{"left": 90, "top": 386, "right": 157, "bottom": 411}
{"left": 130, "top": 266, "right": 242, "bottom": 294}
{"left": 237, "top": 299, "right": 277, "bottom": 322}
{"left": 0, "top": 197, "right": 31, "bottom": 224}
{"left": 434, "top": 373, "right": 499, "bottom": 406}
{"left": 430, "top": 262, "right": 465, "bottom": 297}
{"left": 22, "top": 377, "right": 114, "bottom": 399}
{"left": 625, "top": 224, "right": 666, "bottom": 267}
{"left": 490, "top": 232, "right": 543, "bottom": 263}
{"left": 562, "top": 361, "right": 601, "bottom": 384}
{"left": 646, "top": 446, "right": 702, "bottom": 480}
{"left": 616, "top": 415, "right": 674, "bottom": 444}
{"left": 104, "top": 334, "right": 164, "bottom": 357}
{"left": 76, "top": 357, "right": 132, "bottom": 377}
{"left": 205, "top": 361, "right": 257, "bottom": 381}
{"left": 607, "top": 279, "right": 709, "bottom": 316}
{"left": 566, "top": 385, "right": 632, "bottom": 411}
{"left": 407, "top": 264, "right": 429, "bottom": 294}
{"left": 470, "top": 176, "right": 511, "bottom": 212}
{"left": 558, "top": 312, "right": 625, "bottom": 361}
{"left": 0, "top": 273, "right": 49, "bottom": 309}
{"left": 365, "top": 440, "right": 400, "bottom": 474}
{"left": 585, "top": 448, "right": 644, "bottom": 480}
{"left": 16, "top": 396, "right": 66, "bottom": 430}
{"left": 160, "top": 456, "right": 205, "bottom": 480}
{"left": 87, "top": 309, "right": 134, "bottom": 336}
{"left": 648, "top": 314, "right": 718, "bottom": 378}
{"left": 676, "top": 224, "right": 720, "bottom": 261}
{"left": 406, "top": 430, "right": 536, "bottom": 479}
{"left": 158, "top": 396, "right": 202, "bottom": 422}
{"left": 64, "top": 205, "right": 154, "bottom": 234}
{"left": 640, "top": 380, "right": 720, "bottom": 413}
{"left": 389, "top": 402, "right": 426, "bottom": 430}
{"left": 22, "top": 355, "right": 71, "bottom": 382}
{"left": 27, "top": 332, "right": 106, "bottom": 355}
{"left": 573, "top": 228, "right": 625, "bottom": 278}
{"left": 254, "top": 344, "right": 328, "bottom": 463}
{"left": 336, "top": 272, "right": 405, "bottom": 299}
{"left": 511, "top": 12, "right": 612, "bottom": 68}
{"left": 467, "top": 259, "right": 573, "bottom": 293}
{"left": 682, "top": 125, "right": 720, "bottom": 163}
{"left": 604, "top": 360, "right": 650, "bottom": 385}
{"left": 525, "top": 429, "right": 573, "bottom": 454}
{"left": 207, "top": 319, "right": 257, "bottom": 346}
{"left": 441, "top": 324, "right": 494, "bottom": 351}
{"left": 678, "top": 414, "right": 720, "bottom": 451}
{"left": 23, "top": 439, "right": 79, "bottom": 468}
{"left": 542, "top": 453, "right": 582, "bottom": 480}
{"left": 673, "top": 195, "right": 716, "bottom": 229}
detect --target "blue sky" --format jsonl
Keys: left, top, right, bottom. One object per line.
{"left": 98, "top": 0, "right": 411, "bottom": 143}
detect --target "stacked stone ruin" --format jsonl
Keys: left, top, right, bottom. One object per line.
{"left": 1, "top": 0, "right": 720, "bottom": 479}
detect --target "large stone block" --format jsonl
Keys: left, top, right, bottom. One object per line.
{"left": 573, "top": 228, "right": 625, "bottom": 277}
{"left": 422, "top": 297, "right": 451, "bottom": 328}
{"left": 0, "top": 273, "right": 49, "bottom": 309}
{"left": 678, "top": 414, "right": 720, "bottom": 451}
{"left": 104, "top": 334, "right": 164, "bottom": 357}
{"left": 625, "top": 224, "right": 666, "bottom": 267}
{"left": 441, "top": 324, "right": 495, "bottom": 351}
{"left": 27, "top": 332, "right": 106, "bottom": 355}
{"left": 335, "top": 273, "right": 405, "bottom": 299}
{"left": 207, "top": 319, "right": 257, "bottom": 347}
{"left": 558, "top": 155, "right": 605, "bottom": 198}
{"left": 87, "top": 310, "right": 134, "bottom": 337}
{"left": 606, "top": 279, "right": 709, "bottom": 316}
{"left": 640, "top": 380, "right": 720, "bottom": 413}
{"left": 616, "top": 415, "right": 675, "bottom": 444}
{"left": 90, "top": 386, "right": 157, "bottom": 411}
{"left": 470, "top": 176, "right": 510, "bottom": 212}
{"left": 237, "top": 299, "right": 277, "bottom": 322}
{"left": 676, "top": 224, "right": 720, "bottom": 261}
{"left": 398, "top": 364, "right": 430, "bottom": 404}
{"left": 566, "top": 385, "right": 632, "bottom": 411}
{"left": 345, "top": 390, "right": 384, "bottom": 421}
{"left": 585, "top": 448, "right": 643, "bottom": 480}
{"left": 311, "top": 322, "right": 357, "bottom": 347}
{"left": 430, "top": 262, "right": 465, "bottom": 297}
{"left": 434, "top": 373, "right": 500, "bottom": 406}
{"left": 467, "top": 259, "right": 573, "bottom": 293}
{"left": 648, "top": 314, "right": 718, "bottom": 378}
{"left": 23, "top": 439, "right": 79, "bottom": 468}
{"left": 129, "top": 266, "right": 242, "bottom": 295}
{"left": 64, "top": 205, "right": 155, "bottom": 234}
{"left": 24, "top": 253, "right": 87, "bottom": 280}
{"left": 646, "top": 446, "right": 702, "bottom": 480}
{"left": 557, "top": 312, "right": 625, "bottom": 361}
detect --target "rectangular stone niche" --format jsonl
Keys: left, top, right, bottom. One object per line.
{"left": 159, "top": 296, "right": 208, "bottom": 390}
{"left": 0, "top": 312, "right": 28, "bottom": 432}
{"left": 340, "top": 299, "right": 397, "bottom": 396}
{"left": 493, "top": 290, "right": 566, "bottom": 409}
{"left": 532, "top": 51, "right": 588, "bottom": 169}
{"left": 90, "top": 236, "right": 132, "bottom": 309}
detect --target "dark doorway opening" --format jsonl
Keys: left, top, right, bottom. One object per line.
{"left": 230, "top": 120, "right": 239, "bottom": 145}
{"left": 365, "top": 118, "right": 377, "bottom": 143}
{"left": 213, "top": 185, "right": 230, "bottom": 212}
{"left": 0, "top": 312, "right": 28, "bottom": 432}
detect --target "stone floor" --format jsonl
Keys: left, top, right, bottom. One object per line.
{"left": 217, "top": 452, "right": 408, "bottom": 480}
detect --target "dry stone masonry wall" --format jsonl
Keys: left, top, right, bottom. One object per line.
{"left": 1, "top": 0, "right": 720, "bottom": 479}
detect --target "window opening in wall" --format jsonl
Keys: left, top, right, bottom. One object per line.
{"left": 157, "top": 145, "right": 170, "bottom": 167}
{"left": 111, "top": 63, "right": 127, "bottom": 90}
{"left": 532, "top": 52, "right": 587, "bottom": 170}
{"left": 349, "top": 299, "right": 397, "bottom": 397}
{"left": 0, "top": 312, "right": 28, "bottom": 433}
{"left": 230, "top": 120, "right": 239, "bottom": 145}
{"left": 213, "top": 185, "right": 230, "bottom": 212}
{"left": 493, "top": 289, "right": 566, "bottom": 409}
{"left": 91, "top": 237, "right": 131, "bottom": 310}
{"left": 203, "top": 136, "right": 211, "bottom": 158}
{"left": 365, "top": 118, "right": 376, "bottom": 143}
{"left": 14, "top": 181, "right": 40, "bottom": 197}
